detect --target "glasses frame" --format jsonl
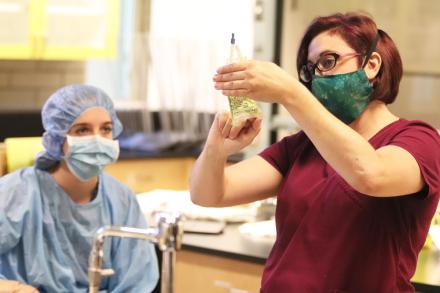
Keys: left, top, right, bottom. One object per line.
{"left": 300, "top": 52, "right": 362, "bottom": 83}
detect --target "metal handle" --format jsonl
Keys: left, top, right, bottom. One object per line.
{"left": 88, "top": 212, "right": 183, "bottom": 293}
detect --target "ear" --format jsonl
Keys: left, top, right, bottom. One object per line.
{"left": 364, "top": 52, "right": 382, "bottom": 80}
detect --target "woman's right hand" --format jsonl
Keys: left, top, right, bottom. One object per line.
{"left": 0, "top": 280, "right": 39, "bottom": 293}
{"left": 213, "top": 60, "right": 301, "bottom": 105}
{"left": 205, "top": 112, "right": 262, "bottom": 157}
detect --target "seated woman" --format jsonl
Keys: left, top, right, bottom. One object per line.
{"left": 0, "top": 85, "right": 159, "bottom": 292}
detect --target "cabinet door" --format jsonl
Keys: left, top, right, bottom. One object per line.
{"left": 175, "top": 250, "right": 263, "bottom": 293}
{"left": 39, "top": 0, "right": 119, "bottom": 59}
{"left": 105, "top": 158, "right": 195, "bottom": 193}
{"left": 0, "top": 0, "right": 33, "bottom": 58}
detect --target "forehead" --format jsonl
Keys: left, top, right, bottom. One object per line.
{"left": 72, "top": 107, "right": 112, "bottom": 125}
{"left": 308, "top": 31, "right": 354, "bottom": 61}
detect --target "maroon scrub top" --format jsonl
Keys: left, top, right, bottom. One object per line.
{"left": 259, "top": 119, "right": 440, "bottom": 293}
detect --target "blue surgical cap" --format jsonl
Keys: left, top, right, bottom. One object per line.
{"left": 35, "top": 84, "right": 123, "bottom": 170}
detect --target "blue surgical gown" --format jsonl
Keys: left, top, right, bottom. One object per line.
{"left": 0, "top": 167, "right": 159, "bottom": 293}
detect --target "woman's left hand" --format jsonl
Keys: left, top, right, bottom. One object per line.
{"left": 213, "top": 60, "right": 299, "bottom": 104}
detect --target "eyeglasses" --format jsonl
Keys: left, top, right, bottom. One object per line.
{"left": 299, "top": 52, "right": 362, "bottom": 83}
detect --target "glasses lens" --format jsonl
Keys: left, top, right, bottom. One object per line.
{"left": 299, "top": 65, "right": 311, "bottom": 83}
{"left": 317, "top": 54, "right": 337, "bottom": 72}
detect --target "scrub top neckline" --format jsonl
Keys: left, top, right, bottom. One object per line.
{"left": 38, "top": 168, "right": 103, "bottom": 209}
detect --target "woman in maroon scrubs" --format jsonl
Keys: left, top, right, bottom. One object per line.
{"left": 190, "top": 12, "right": 440, "bottom": 293}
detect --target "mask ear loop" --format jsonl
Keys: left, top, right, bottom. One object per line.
{"left": 361, "top": 31, "right": 380, "bottom": 68}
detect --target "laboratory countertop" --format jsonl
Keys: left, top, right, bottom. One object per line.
{"left": 119, "top": 148, "right": 201, "bottom": 160}
{"left": 182, "top": 223, "right": 272, "bottom": 264}
{"left": 181, "top": 224, "right": 440, "bottom": 293}
{"left": 119, "top": 148, "right": 244, "bottom": 162}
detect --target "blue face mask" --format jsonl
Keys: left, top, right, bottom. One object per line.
{"left": 64, "top": 135, "right": 119, "bottom": 181}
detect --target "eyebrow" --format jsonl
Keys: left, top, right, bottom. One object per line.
{"left": 71, "top": 123, "right": 89, "bottom": 128}
{"left": 308, "top": 50, "right": 336, "bottom": 62}
{"left": 71, "top": 121, "right": 112, "bottom": 127}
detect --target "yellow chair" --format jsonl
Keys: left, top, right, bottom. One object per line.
{"left": 0, "top": 143, "right": 6, "bottom": 176}
{"left": 3, "top": 137, "right": 44, "bottom": 174}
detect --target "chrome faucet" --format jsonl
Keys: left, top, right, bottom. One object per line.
{"left": 88, "top": 212, "right": 184, "bottom": 293}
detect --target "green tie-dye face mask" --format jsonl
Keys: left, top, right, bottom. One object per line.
{"left": 310, "top": 32, "right": 380, "bottom": 124}
{"left": 311, "top": 69, "right": 373, "bottom": 124}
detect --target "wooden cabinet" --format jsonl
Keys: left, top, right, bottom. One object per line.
{"left": 105, "top": 157, "right": 195, "bottom": 193}
{"left": 0, "top": 0, "right": 119, "bottom": 60}
{"left": 175, "top": 250, "right": 263, "bottom": 293}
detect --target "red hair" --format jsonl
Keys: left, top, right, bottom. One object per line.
{"left": 296, "top": 12, "right": 402, "bottom": 104}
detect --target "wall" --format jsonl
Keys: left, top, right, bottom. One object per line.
{"left": 389, "top": 74, "right": 440, "bottom": 127}
{"left": 0, "top": 60, "right": 85, "bottom": 112}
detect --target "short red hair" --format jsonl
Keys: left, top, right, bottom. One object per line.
{"left": 296, "top": 12, "right": 403, "bottom": 104}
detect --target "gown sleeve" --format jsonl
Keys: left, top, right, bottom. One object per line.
{"left": 0, "top": 168, "right": 39, "bottom": 280}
